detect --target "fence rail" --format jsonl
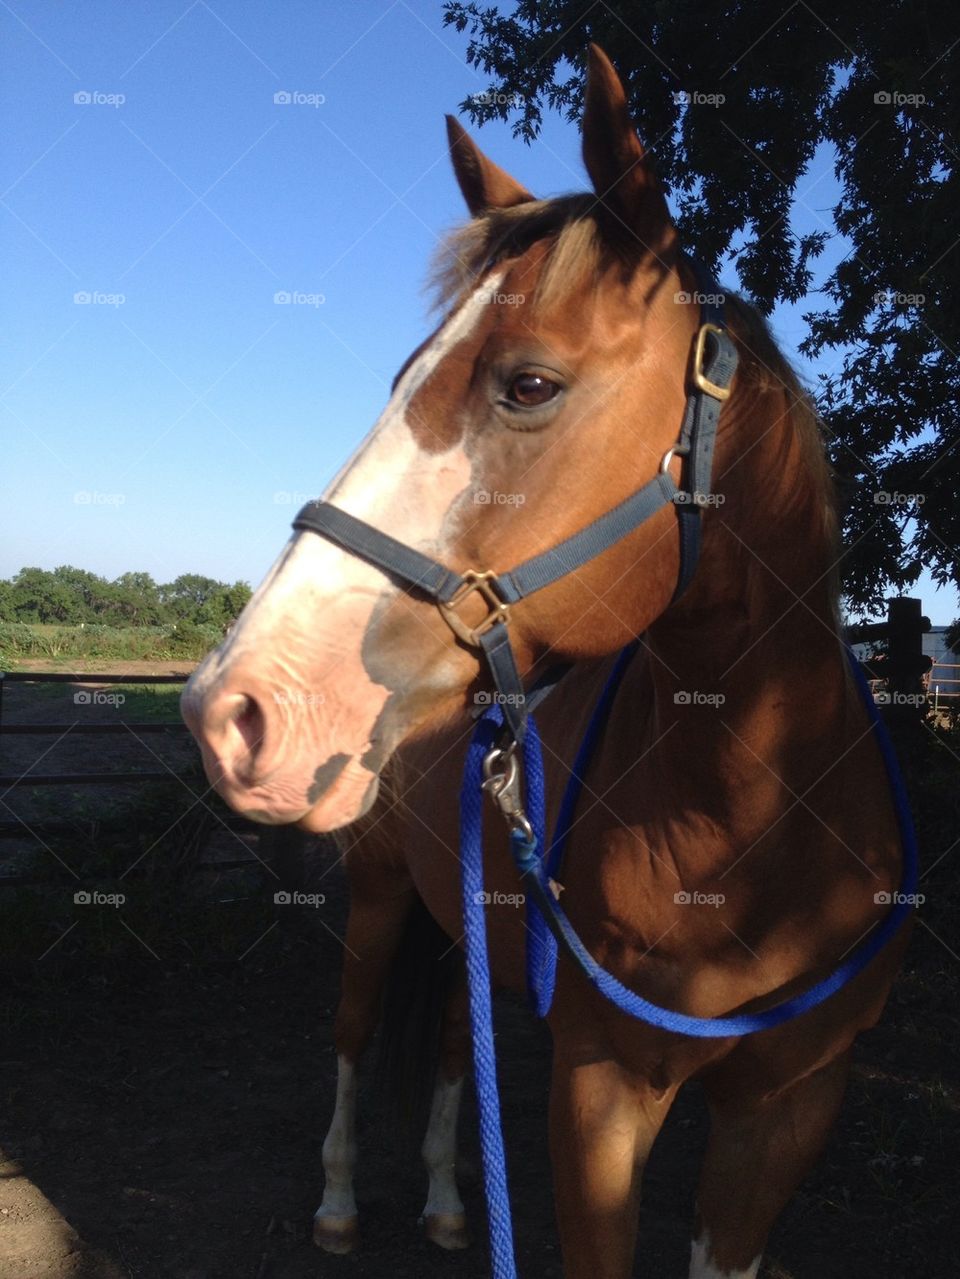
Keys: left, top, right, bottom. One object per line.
{"left": 1, "top": 602, "right": 955, "bottom": 882}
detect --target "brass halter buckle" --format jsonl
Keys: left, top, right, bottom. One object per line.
{"left": 438, "top": 570, "right": 510, "bottom": 648}
{"left": 693, "top": 323, "right": 732, "bottom": 402}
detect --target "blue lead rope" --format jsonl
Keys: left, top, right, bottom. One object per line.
{"left": 459, "top": 644, "right": 919, "bottom": 1278}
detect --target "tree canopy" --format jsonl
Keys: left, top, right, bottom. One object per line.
{"left": 443, "top": 0, "right": 958, "bottom": 615}
{"left": 1, "top": 565, "right": 251, "bottom": 630}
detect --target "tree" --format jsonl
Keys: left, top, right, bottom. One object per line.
{"left": 443, "top": 1, "right": 959, "bottom": 614}
{"left": 197, "top": 581, "right": 253, "bottom": 630}
{"left": 51, "top": 565, "right": 112, "bottom": 622}
{"left": 7, "top": 567, "right": 80, "bottom": 624}
{"left": 111, "top": 572, "right": 166, "bottom": 625}
{"left": 160, "top": 574, "right": 224, "bottom": 622}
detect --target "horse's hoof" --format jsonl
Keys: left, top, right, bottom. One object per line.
{"left": 313, "top": 1212, "right": 360, "bottom": 1254}
{"left": 423, "top": 1211, "right": 470, "bottom": 1250}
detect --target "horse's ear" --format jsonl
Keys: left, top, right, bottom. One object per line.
{"left": 446, "top": 115, "right": 534, "bottom": 216}
{"left": 581, "top": 45, "right": 675, "bottom": 251}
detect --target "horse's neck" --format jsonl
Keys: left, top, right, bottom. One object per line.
{"left": 625, "top": 515, "right": 855, "bottom": 874}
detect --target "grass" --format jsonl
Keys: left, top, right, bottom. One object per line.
{"left": 22, "top": 680, "right": 187, "bottom": 723}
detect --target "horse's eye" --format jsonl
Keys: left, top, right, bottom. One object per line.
{"left": 505, "top": 372, "right": 561, "bottom": 407}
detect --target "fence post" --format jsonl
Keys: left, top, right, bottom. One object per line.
{"left": 884, "top": 597, "right": 932, "bottom": 720}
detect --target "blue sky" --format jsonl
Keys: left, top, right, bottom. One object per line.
{"left": 3, "top": 0, "right": 956, "bottom": 623}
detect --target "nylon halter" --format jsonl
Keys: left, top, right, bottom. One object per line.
{"left": 292, "top": 265, "right": 738, "bottom": 742}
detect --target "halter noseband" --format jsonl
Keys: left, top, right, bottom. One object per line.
{"left": 291, "top": 262, "right": 738, "bottom": 743}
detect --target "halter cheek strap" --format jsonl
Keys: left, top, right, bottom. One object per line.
{"left": 291, "top": 265, "right": 737, "bottom": 742}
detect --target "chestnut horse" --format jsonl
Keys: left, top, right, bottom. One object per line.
{"left": 182, "top": 46, "right": 909, "bottom": 1279}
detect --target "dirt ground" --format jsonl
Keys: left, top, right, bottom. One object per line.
{"left": 1, "top": 674, "right": 958, "bottom": 1278}
{"left": 1, "top": 855, "right": 957, "bottom": 1279}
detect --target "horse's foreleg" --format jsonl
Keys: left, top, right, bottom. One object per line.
{"left": 550, "top": 1043, "right": 678, "bottom": 1279}
{"left": 690, "top": 1049, "right": 852, "bottom": 1278}
{"left": 421, "top": 962, "right": 469, "bottom": 1249}
{"left": 314, "top": 868, "right": 416, "bottom": 1255}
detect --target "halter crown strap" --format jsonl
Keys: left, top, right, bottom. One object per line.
{"left": 292, "top": 261, "right": 737, "bottom": 741}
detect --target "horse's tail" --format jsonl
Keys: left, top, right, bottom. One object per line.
{"left": 376, "top": 893, "right": 460, "bottom": 1141}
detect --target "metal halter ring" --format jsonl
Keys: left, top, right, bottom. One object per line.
{"left": 438, "top": 570, "right": 510, "bottom": 648}
{"left": 659, "top": 441, "right": 690, "bottom": 476}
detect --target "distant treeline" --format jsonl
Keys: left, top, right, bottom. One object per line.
{"left": 0, "top": 566, "right": 252, "bottom": 630}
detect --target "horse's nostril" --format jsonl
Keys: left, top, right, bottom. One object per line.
{"left": 229, "top": 693, "right": 266, "bottom": 759}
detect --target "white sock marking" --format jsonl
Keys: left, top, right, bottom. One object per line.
{"left": 421, "top": 1075, "right": 465, "bottom": 1219}
{"left": 316, "top": 1055, "right": 358, "bottom": 1222}
{"left": 689, "top": 1230, "right": 761, "bottom": 1278}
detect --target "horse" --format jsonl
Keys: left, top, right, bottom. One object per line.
{"left": 181, "top": 45, "right": 910, "bottom": 1279}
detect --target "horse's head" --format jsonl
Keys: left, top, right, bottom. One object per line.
{"left": 182, "top": 46, "right": 714, "bottom": 831}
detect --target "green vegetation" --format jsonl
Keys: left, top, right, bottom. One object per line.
{"left": 23, "top": 681, "right": 185, "bottom": 722}
{"left": 0, "top": 566, "right": 251, "bottom": 629}
{"left": 0, "top": 566, "right": 252, "bottom": 665}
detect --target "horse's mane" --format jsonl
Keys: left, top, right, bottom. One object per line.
{"left": 431, "top": 194, "right": 839, "bottom": 582}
